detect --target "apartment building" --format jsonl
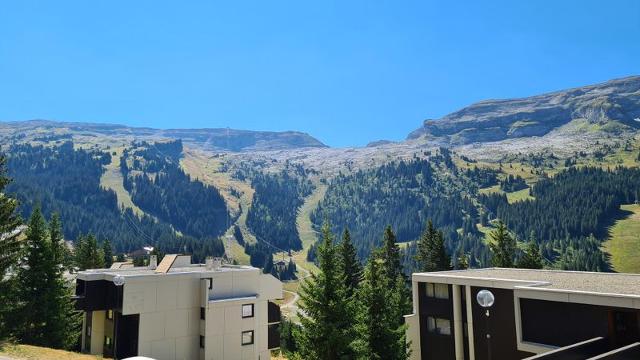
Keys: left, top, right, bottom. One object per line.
{"left": 405, "top": 268, "right": 640, "bottom": 360}
{"left": 74, "top": 255, "right": 282, "bottom": 360}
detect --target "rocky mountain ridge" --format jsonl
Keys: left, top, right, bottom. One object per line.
{"left": 407, "top": 76, "right": 640, "bottom": 145}
{"left": 0, "top": 119, "right": 327, "bottom": 152}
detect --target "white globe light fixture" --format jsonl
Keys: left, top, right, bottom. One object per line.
{"left": 113, "top": 275, "right": 125, "bottom": 287}
{"left": 477, "top": 289, "right": 495, "bottom": 360}
{"left": 476, "top": 289, "right": 495, "bottom": 308}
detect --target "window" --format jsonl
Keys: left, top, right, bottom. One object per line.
{"left": 242, "top": 330, "right": 254, "bottom": 345}
{"left": 427, "top": 317, "right": 451, "bottom": 335}
{"left": 106, "top": 310, "right": 113, "bottom": 320}
{"left": 200, "top": 307, "right": 205, "bottom": 320}
{"left": 425, "top": 283, "right": 449, "bottom": 299}
{"left": 104, "top": 336, "right": 112, "bottom": 347}
{"left": 242, "top": 304, "right": 254, "bottom": 318}
{"left": 200, "top": 335, "right": 205, "bottom": 349}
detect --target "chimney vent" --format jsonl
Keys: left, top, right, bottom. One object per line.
{"left": 206, "top": 256, "right": 214, "bottom": 270}
{"left": 149, "top": 255, "right": 157, "bottom": 270}
{"left": 213, "top": 257, "right": 222, "bottom": 271}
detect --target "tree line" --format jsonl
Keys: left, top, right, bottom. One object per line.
{"left": 0, "top": 153, "right": 117, "bottom": 349}
{"left": 121, "top": 140, "right": 229, "bottom": 239}
{"left": 311, "top": 154, "right": 489, "bottom": 267}
{"left": 4, "top": 142, "right": 225, "bottom": 263}
{"left": 481, "top": 166, "right": 640, "bottom": 271}
{"left": 281, "top": 215, "right": 516, "bottom": 359}
{"left": 246, "top": 168, "right": 314, "bottom": 252}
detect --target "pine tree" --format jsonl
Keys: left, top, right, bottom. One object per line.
{"left": 280, "top": 318, "right": 300, "bottom": 355}
{"left": 352, "top": 252, "right": 409, "bottom": 360}
{"left": 380, "top": 225, "right": 401, "bottom": 282}
{"left": 0, "top": 154, "right": 22, "bottom": 341}
{"left": 351, "top": 255, "right": 390, "bottom": 359}
{"left": 431, "top": 231, "right": 451, "bottom": 271}
{"left": 102, "top": 239, "right": 113, "bottom": 268}
{"left": 416, "top": 220, "right": 451, "bottom": 272}
{"left": 263, "top": 252, "right": 274, "bottom": 275}
{"left": 456, "top": 250, "right": 469, "bottom": 270}
{"left": 297, "top": 220, "right": 351, "bottom": 360}
{"left": 14, "top": 207, "right": 80, "bottom": 349}
{"left": 517, "top": 232, "right": 543, "bottom": 269}
{"left": 75, "top": 234, "right": 105, "bottom": 271}
{"left": 339, "top": 228, "right": 362, "bottom": 296}
{"left": 489, "top": 221, "right": 517, "bottom": 267}
{"left": 48, "top": 213, "right": 65, "bottom": 265}
{"left": 374, "top": 226, "right": 411, "bottom": 359}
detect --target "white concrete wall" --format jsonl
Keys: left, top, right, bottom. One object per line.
{"left": 122, "top": 273, "right": 201, "bottom": 360}
{"left": 115, "top": 268, "right": 281, "bottom": 360}
{"left": 202, "top": 298, "right": 269, "bottom": 360}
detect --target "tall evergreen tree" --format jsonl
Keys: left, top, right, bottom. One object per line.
{"left": 75, "top": 234, "right": 105, "bottom": 271}
{"left": 297, "top": 220, "right": 351, "bottom": 360}
{"left": 380, "top": 225, "right": 401, "bottom": 282}
{"left": 376, "top": 226, "right": 411, "bottom": 359}
{"left": 0, "top": 154, "right": 22, "bottom": 340}
{"left": 339, "top": 228, "right": 362, "bottom": 296}
{"left": 351, "top": 255, "right": 391, "bottom": 359}
{"left": 517, "top": 232, "right": 543, "bottom": 269}
{"left": 14, "top": 207, "right": 79, "bottom": 349}
{"left": 416, "top": 220, "right": 451, "bottom": 272}
{"left": 489, "top": 221, "right": 517, "bottom": 268}
{"left": 456, "top": 251, "right": 469, "bottom": 270}
{"left": 48, "top": 213, "right": 64, "bottom": 265}
{"left": 352, "top": 252, "right": 409, "bottom": 360}
{"left": 102, "top": 239, "right": 113, "bottom": 268}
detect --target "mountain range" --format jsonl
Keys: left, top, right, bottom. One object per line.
{"left": 2, "top": 75, "right": 640, "bottom": 275}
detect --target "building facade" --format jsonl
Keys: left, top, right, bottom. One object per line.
{"left": 405, "top": 268, "right": 640, "bottom": 360}
{"left": 74, "top": 255, "right": 282, "bottom": 360}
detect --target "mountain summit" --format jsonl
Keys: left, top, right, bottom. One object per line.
{"left": 407, "top": 76, "right": 640, "bottom": 145}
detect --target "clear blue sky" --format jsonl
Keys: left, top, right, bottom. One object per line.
{"left": 1, "top": 1, "right": 639, "bottom": 147}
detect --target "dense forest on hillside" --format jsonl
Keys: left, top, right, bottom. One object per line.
{"left": 121, "top": 140, "right": 230, "bottom": 238}
{"left": 246, "top": 165, "right": 314, "bottom": 251}
{"left": 481, "top": 167, "right": 640, "bottom": 271}
{"left": 311, "top": 151, "right": 488, "bottom": 265}
{"left": 5, "top": 142, "right": 224, "bottom": 261}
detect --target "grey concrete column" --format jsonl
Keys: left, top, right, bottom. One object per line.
{"left": 453, "top": 285, "right": 464, "bottom": 360}
{"left": 466, "top": 285, "right": 476, "bottom": 360}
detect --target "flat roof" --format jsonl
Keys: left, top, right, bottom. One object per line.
{"left": 77, "top": 263, "right": 258, "bottom": 281}
{"left": 414, "top": 268, "right": 640, "bottom": 298}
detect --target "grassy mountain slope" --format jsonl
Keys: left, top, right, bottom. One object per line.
{"left": 603, "top": 204, "right": 640, "bottom": 273}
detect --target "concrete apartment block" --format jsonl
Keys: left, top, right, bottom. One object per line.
{"left": 405, "top": 268, "right": 640, "bottom": 360}
{"left": 74, "top": 255, "right": 282, "bottom": 360}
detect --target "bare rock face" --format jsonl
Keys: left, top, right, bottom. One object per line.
{"left": 407, "top": 76, "right": 640, "bottom": 145}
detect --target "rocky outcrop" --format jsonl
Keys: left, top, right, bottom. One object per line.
{"left": 408, "top": 76, "right": 640, "bottom": 145}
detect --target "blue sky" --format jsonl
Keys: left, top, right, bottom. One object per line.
{"left": 1, "top": 1, "right": 639, "bottom": 147}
